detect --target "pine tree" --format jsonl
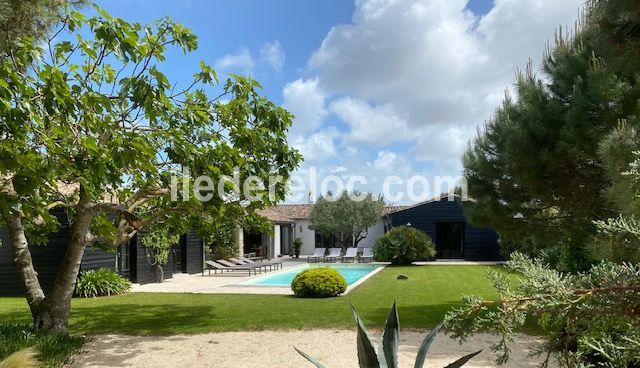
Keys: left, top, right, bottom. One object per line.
{"left": 463, "top": 0, "right": 640, "bottom": 270}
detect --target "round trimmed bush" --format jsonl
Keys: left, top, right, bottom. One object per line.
{"left": 75, "top": 268, "right": 131, "bottom": 298}
{"left": 373, "top": 226, "right": 436, "bottom": 265}
{"left": 291, "top": 267, "right": 347, "bottom": 298}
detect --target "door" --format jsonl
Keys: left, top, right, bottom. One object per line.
{"left": 280, "top": 226, "right": 292, "bottom": 256}
{"left": 117, "top": 242, "right": 131, "bottom": 278}
{"left": 435, "top": 222, "right": 464, "bottom": 258}
{"left": 172, "top": 245, "right": 182, "bottom": 273}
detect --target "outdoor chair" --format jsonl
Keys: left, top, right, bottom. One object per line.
{"left": 204, "top": 260, "right": 258, "bottom": 276}
{"left": 228, "top": 258, "right": 272, "bottom": 272}
{"left": 238, "top": 256, "right": 283, "bottom": 270}
{"left": 323, "top": 247, "right": 342, "bottom": 262}
{"left": 342, "top": 247, "right": 359, "bottom": 263}
{"left": 359, "top": 248, "right": 374, "bottom": 263}
{"left": 306, "top": 248, "right": 326, "bottom": 263}
{"left": 216, "top": 259, "right": 263, "bottom": 274}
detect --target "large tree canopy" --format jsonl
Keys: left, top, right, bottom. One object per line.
{"left": 462, "top": 0, "right": 640, "bottom": 270}
{"left": 310, "top": 191, "right": 384, "bottom": 248}
{"left": 0, "top": 6, "right": 301, "bottom": 331}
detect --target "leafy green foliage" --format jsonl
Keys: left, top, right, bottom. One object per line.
{"left": 140, "top": 227, "right": 180, "bottom": 265}
{"left": 446, "top": 253, "right": 640, "bottom": 367}
{"left": 205, "top": 215, "right": 239, "bottom": 260}
{"left": 295, "top": 303, "right": 481, "bottom": 368}
{"left": 373, "top": 226, "right": 435, "bottom": 265}
{"left": 293, "top": 237, "right": 303, "bottom": 256}
{"left": 0, "top": 323, "right": 84, "bottom": 368}
{"left": 75, "top": 268, "right": 131, "bottom": 298}
{"left": 462, "top": 0, "right": 640, "bottom": 270}
{"left": 310, "top": 191, "right": 384, "bottom": 248}
{"left": 0, "top": 3, "right": 301, "bottom": 329}
{"left": 291, "top": 268, "right": 347, "bottom": 298}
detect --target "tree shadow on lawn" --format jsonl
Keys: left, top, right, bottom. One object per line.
{"left": 67, "top": 303, "right": 223, "bottom": 335}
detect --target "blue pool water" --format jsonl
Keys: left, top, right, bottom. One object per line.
{"left": 240, "top": 264, "right": 380, "bottom": 286}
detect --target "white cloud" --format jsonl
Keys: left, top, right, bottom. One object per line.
{"left": 260, "top": 40, "right": 285, "bottom": 72}
{"left": 306, "top": 0, "right": 582, "bottom": 166}
{"left": 330, "top": 97, "right": 410, "bottom": 145}
{"left": 215, "top": 48, "right": 255, "bottom": 73}
{"left": 291, "top": 127, "right": 340, "bottom": 162}
{"left": 283, "top": 78, "right": 327, "bottom": 135}
{"left": 279, "top": 0, "right": 584, "bottom": 202}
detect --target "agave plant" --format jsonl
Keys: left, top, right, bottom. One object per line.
{"left": 294, "top": 302, "right": 481, "bottom": 368}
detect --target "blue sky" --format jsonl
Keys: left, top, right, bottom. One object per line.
{"left": 94, "top": 0, "right": 583, "bottom": 204}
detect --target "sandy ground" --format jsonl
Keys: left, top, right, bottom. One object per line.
{"left": 68, "top": 330, "right": 554, "bottom": 368}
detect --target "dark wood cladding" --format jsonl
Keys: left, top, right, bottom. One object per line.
{"left": 0, "top": 210, "right": 116, "bottom": 296}
{"left": 0, "top": 210, "right": 214, "bottom": 291}
{"left": 181, "top": 230, "right": 204, "bottom": 274}
{"left": 388, "top": 198, "right": 502, "bottom": 261}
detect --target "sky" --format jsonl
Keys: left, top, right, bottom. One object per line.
{"left": 94, "top": 0, "right": 584, "bottom": 204}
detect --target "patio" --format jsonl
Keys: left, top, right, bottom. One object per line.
{"left": 132, "top": 259, "right": 306, "bottom": 295}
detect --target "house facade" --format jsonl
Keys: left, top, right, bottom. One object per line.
{"left": 0, "top": 210, "right": 205, "bottom": 296}
{"left": 249, "top": 196, "right": 502, "bottom": 261}
{"left": 385, "top": 197, "right": 501, "bottom": 261}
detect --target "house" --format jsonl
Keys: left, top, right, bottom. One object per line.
{"left": 248, "top": 196, "right": 501, "bottom": 261}
{"left": 384, "top": 197, "right": 501, "bottom": 261}
{"left": 0, "top": 210, "right": 205, "bottom": 296}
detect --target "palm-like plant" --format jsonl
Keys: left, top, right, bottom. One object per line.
{"left": 294, "top": 302, "right": 481, "bottom": 368}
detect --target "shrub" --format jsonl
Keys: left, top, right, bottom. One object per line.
{"left": 0, "top": 323, "right": 85, "bottom": 368}
{"left": 75, "top": 268, "right": 131, "bottom": 298}
{"left": 291, "top": 267, "right": 347, "bottom": 298}
{"left": 373, "top": 226, "right": 435, "bottom": 265}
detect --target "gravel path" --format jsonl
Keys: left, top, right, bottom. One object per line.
{"left": 68, "top": 330, "right": 554, "bottom": 367}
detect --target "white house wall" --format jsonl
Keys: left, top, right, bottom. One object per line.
{"left": 358, "top": 219, "right": 384, "bottom": 248}
{"left": 286, "top": 218, "right": 385, "bottom": 256}
{"left": 293, "top": 219, "right": 316, "bottom": 256}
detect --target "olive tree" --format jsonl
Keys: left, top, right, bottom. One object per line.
{"left": 0, "top": 6, "right": 301, "bottom": 332}
{"left": 310, "top": 191, "right": 384, "bottom": 249}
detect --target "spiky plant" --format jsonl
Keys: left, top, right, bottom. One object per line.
{"left": 294, "top": 302, "right": 481, "bottom": 368}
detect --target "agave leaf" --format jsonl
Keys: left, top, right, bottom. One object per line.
{"left": 444, "top": 350, "right": 482, "bottom": 368}
{"left": 413, "top": 321, "right": 444, "bottom": 368}
{"left": 380, "top": 301, "right": 400, "bottom": 368}
{"left": 293, "top": 346, "right": 327, "bottom": 368}
{"left": 351, "top": 303, "right": 381, "bottom": 368}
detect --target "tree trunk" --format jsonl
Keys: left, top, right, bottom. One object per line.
{"left": 36, "top": 207, "right": 94, "bottom": 332}
{"left": 4, "top": 213, "right": 46, "bottom": 323}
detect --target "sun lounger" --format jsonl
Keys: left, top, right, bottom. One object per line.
{"left": 342, "top": 247, "right": 359, "bottom": 263}
{"left": 216, "top": 259, "right": 263, "bottom": 274}
{"left": 228, "top": 257, "right": 270, "bottom": 271}
{"left": 238, "top": 256, "right": 283, "bottom": 270}
{"left": 359, "top": 248, "right": 374, "bottom": 263}
{"left": 306, "top": 248, "right": 326, "bottom": 263}
{"left": 324, "top": 247, "right": 342, "bottom": 262}
{"left": 229, "top": 257, "right": 279, "bottom": 272}
{"left": 204, "top": 260, "right": 258, "bottom": 276}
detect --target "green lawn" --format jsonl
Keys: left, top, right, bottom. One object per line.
{"left": 0, "top": 265, "right": 515, "bottom": 335}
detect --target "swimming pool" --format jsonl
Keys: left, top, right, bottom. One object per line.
{"left": 239, "top": 264, "right": 381, "bottom": 286}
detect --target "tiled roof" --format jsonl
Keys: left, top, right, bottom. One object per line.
{"left": 257, "top": 203, "right": 410, "bottom": 223}
{"left": 382, "top": 205, "right": 409, "bottom": 215}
